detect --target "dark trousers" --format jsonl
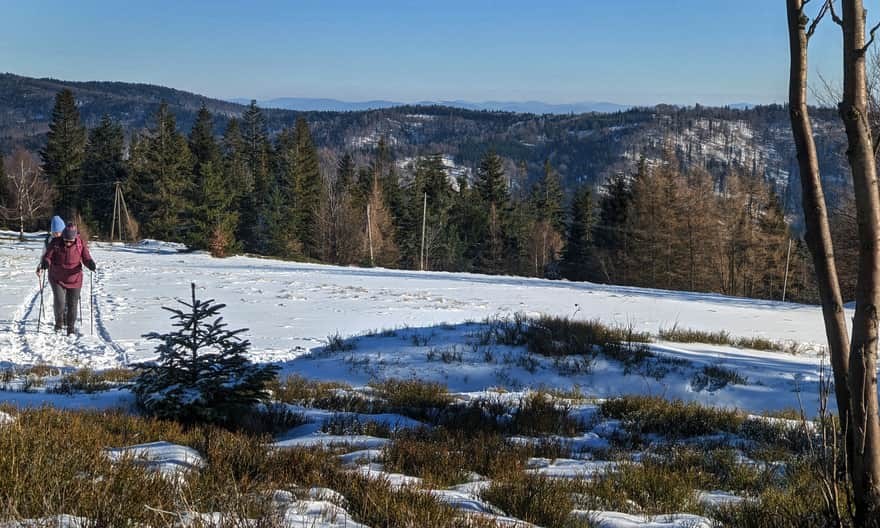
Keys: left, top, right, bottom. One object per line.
{"left": 50, "top": 282, "right": 80, "bottom": 334}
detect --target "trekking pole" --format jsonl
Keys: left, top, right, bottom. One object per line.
{"left": 37, "top": 273, "right": 44, "bottom": 333}
{"left": 90, "top": 272, "right": 94, "bottom": 336}
{"left": 79, "top": 282, "right": 83, "bottom": 334}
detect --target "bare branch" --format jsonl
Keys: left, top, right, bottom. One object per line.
{"left": 812, "top": 71, "right": 842, "bottom": 109}
{"left": 808, "top": 0, "right": 833, "bottom": 39}
{"left": 828, "top": 0, "right": 843, "bottom": 26}
{"left": 862, "top": 20, "right": 880, "bottom": 53}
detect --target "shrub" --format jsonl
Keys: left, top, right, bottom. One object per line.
{"left": 659, "top": 324, "right": 784, "bottom": 352}
{"left": 690, "top": 364, "right": 749, "bottom": 391}
{"left": 50, "top": 367, "right": 137, "bottom": 394}
{"left": 269, "top": 374, "right": 372, "bottom": 412}
{"left": 481, "top": 473, "right": 590, "bottom": 527}
{"left": 369, "top": 378, "right": 453, "bottom": 418}
{"left": 133, "top": 283, "right": 278, "bottom": 428}
{"left": 600, "top": 395, "right": 743, "bottom": 439}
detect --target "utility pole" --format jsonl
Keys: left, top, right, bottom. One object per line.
{"left": 110, "top": 181, "right": 133, "bottom": 242}
{"left": 420, "top": 192, "right": 427, "bottom": 271}
{"left": 782, "top": 238, "right": 792, "bottom": 302}
{"left": 366, "top": 203, "right": 374, "bottom": 266}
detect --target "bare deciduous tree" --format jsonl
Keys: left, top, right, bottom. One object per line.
{"left": 788, "top": 0, "right": 880, "bottom": 522}
{"left": 1, "top": 148, "right": 54, "bottom": 241}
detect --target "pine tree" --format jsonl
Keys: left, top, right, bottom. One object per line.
{"left": 293, "top": 117, "right": 323, "bottom": 257}
{"left": 127, "top": 104, "right": 194, "bottom": 241}
{"left": 561, "top": 186, "right": 596, "bottom": 281}
{"left": 41, "top": 89, "right": 86, "bottom": 217}
{"left": 134, "top": 283, "right": 278, "bottom": 426}
{"left": 81, "top": 115, "right": 126, "bottom": 236}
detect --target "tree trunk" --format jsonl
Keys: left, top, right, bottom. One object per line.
{"left": 841, "top": 1, "right": 880, "bottom": 522}
{"left": 786, "top": 0, "right": 853, "bottom": 458}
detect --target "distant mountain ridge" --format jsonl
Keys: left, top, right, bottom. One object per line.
{"left": 230, "top": 96, "right": 632, "bottom": 114}
{"left": 0, "top": 72, "right": 848, "bottom": 222}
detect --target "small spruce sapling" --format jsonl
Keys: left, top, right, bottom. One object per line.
{"left": 134, "top": 283, "right": 278, "bottom": 426}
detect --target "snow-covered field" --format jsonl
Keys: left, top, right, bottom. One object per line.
{"left": 0, "top": 234, "right": 853, "bottom": 527}
{"left": 0, "top": 233, "right": 844, "bottom": 416}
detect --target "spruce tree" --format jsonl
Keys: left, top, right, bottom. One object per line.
{"left": 189, "top": 105, "right": 221, "bottom": 174}
{"left": 186, "top": 107, "right": 227, "bottom": 247}
{"left": 337, "top": 153, "right": 356, "bottom": 195}
{"left": 449, "top": 176, "right": 483, "bottom": 271}
{"left": 593, "top": 172, "right": 633, "bottom": 283}
{"left": 293, "top": 117, "right": 322, "bottom": 257}
{"left": 266, "top": 127, "right": 301, "bottom": 258}
{"left": 41, "top": 89, "right": 86, "bottom": 217}
{"left": 561, "top": 186, "right": 596, "bottom": 281}
{"left": 127, "top": 104, "right": 194, "bottom": 241}
{"left": 81, "top": 115, "right": 126, "bottom": 235}
{"left": 191, "top": 161, "right": 239, "bottom": 256}
{"left": 134, "top": 283, "right": 278, "bottom": 426}
{"left": 222, "top": 118, "right": 249, "bottom": 195}
{"left": 239, "top": 101, "right": 272, "bottom": 253}
{"left": 474, "top": 150, "right": 510, "bottom": 274}
{"left": 475, "top": 150, "right": 508, "bottom": 208}
{"left": 0, "top": 151, "right": 8, "bottom": 211}
{"left": 534, "top": 159, "right": 565, "bottom": 234}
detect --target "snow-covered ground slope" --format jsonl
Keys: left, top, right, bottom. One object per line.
{"left": 0, "top": 234, "right": 847, "bottom": 415}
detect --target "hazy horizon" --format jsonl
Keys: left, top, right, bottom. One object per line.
{"left": 1, "top": 1, "right": 845, "bottom": 107}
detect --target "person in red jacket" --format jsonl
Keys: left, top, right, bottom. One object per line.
{"left": 38, "top": 224, "right": 97, "bottom": 335}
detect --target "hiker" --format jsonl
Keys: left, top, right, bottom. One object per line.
{"left": 35, "top": 215, "right": 65, "bottom": 275}
{"left": 38, "top": 223, "right": 97, "bottom": 335}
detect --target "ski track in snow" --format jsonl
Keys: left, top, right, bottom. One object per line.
{"left": 0, "top": 243, "right": 126, "bottom": 369}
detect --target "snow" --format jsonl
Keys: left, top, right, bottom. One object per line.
{"left": 2, "top": 515, "right": 90, "bottom": 527}
{"left": 0, "top": 410, "right": 14, "bottom": 424}
{"left": 511, "top": 433, "right": 610, "bottom": 453}
{"left": 429, "top": 489, "right": 503, "bottom": 515}
{"left": 574, "top": 511, "right": 714, "bottom": 528}
{"left": 338, "top": 448, "right": 383, "bottom": 466}
{"left": 104, "top": 441, "right": 203, "bottom": 479}
{"left": 525, "top": 457, "right": 617, "bottom": 478}
{"left": 696, "top": 490, "right": 747, "bottom": 507}
{"left": 0, "top": 236, "right": 856, "bottom": 417}
{"left": 278, "top": 499, "right": 369, "bottom": 528}
{"left": 354, "top": 463, "right": 423, "bottom": 488}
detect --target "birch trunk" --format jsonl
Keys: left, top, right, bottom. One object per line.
{"left": 841, "top": 1, "right": 880, "bottom": 521}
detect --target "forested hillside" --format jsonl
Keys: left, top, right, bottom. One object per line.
{"left": 0, "top": 74, "right": 858, "bottom": 303}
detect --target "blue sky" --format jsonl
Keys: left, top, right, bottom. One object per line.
{"left": 0, "top": 0, "right": 846, "bottom": 106}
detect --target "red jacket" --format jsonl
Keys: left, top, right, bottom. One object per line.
{"left": 43, "top": 236, "right": 94, "bottom": 289}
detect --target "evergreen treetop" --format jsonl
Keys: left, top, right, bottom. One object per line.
{"left": 475, "top": 150, "right": 508, "bottom": 207}
{"left": 41, "top": 89, "right": 87, "bottom": 217}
